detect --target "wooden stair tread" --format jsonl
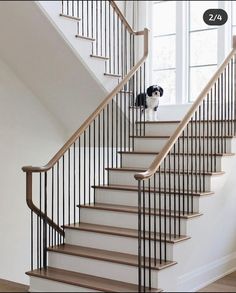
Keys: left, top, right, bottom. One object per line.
{"left": 106, "top": 167, "right": 225, "bottom": 176}
{"left": 48, "top": 244, "right": 176, "bottom": 270}
{"left": 136, "top": 120, "right": 180, "bottom": 124}
{"left": 79, "top": 203, "right": 202, "bottom": 219}
{"left": 90, "top": 54, "right": 110, "bottom": 60}
{"left": 104, "top": 72, "right": 122, "bottom": 78}
{"left": 136, "top": 119, "right": 236, "bottom": 124}
{"left": 75, "top": 34, "right": 95, "bottom": 41}
{"left": 118, "top": 151, "right": 235, "bottom": 157}
{"left": 93, "top": 184, "right": 214, "bottom": 196}
{"left": 59, "top": 13, "right": 81, "bottom": 21}
{"left": 120, "top": 90, "right": 134, "bottom": 95}
{"left": 64, "top": 223, "right": 190, "bottom": 244}
{"left": 130, "top": 135, "right": 236, "bottom": 139}
{"left": 26, "top": 267, "right": 161, "bottom": 292}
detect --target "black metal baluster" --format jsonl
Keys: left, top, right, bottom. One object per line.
{"left": 89, "top": 126, "right": 91, "bottom": 204}
{"left": 98, "top": 114, "right": 101, "bottom": 184}
{"left": 57, "top": 162, "right": 59, "bottom": 244}
{"left": 224, "top": 68, "right": 227, "bottom": 153}
{"left": 107, "top": 104, "right": 110, "bottom": 184}
{"left": 103, "top": 109, "right": 105, "bottom": 183}
{"left": 202, "top": 99, "right": 206, "bottom": 192}
{"left": 40, "top": 173, "right": 42, "bottom": 267}
{"left": 148, "top": 179, "right": 151, "bottom": 290}
{"left": 138, "top": 180, "right": 142, "bottom": 293}
{"left": 190, "top": 117, "right": 194, "bottom": 214}
{"left": 84, "top": 131, "right": 86, "bottom": 204}
{"left": 112, "top": 100, "right": 114, "bottom": 168}
{"left": 198, "top": 106, "right": 202, "bottom": 192}
{"left": 173, "top": 144, "right": 177, "bottom": 236}
{"left": 120, "top": 94, "right": 123, "bottom": 165}
{"left": 78, "top": 138, "right": 81, "bottom": 222}
{"left": 43, "top": 172, "right": 47, "bottom": 267}
{"left": 158, "top": 169, "right": 162, "bottom": 263}
{"left": 63, "top": 155, "right": 65, "bottom": 240}
{"left": 68, "top": 148, "right": 71, "bottom": 225}
{"left": 31, "top": 211, "right": 34, "bottom": 270}
{"left": 51, "top": 167, "right": 54, "bottom": 247}
{"left": 116, "top": 95, "right": 119, "bottom": 167}
{"left": 168, "top": 154, "right": 171, "bottom": 239}
{"left": 182, "top": 129, "right": 185, "bottom": 215}
{"left": 177, "top": 137, "right": 181, "bottom": 236}
{"left": 154, "top": 173, "right": 157, "bottom": 265}
{"left": 74, "top": 143, "right": 76, "bottom": 223}
{"left": 164, "top": 159, "right": 167, "bottom": 262}
{"left": 186, "top": 123, "right": 190, "bottom": 214}
{"left": 142, "top": 181, "right": 146, "bottom": 291}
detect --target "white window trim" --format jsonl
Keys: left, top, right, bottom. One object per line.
{"left": 147, "top": 0, "right": 235, "bottom": 105}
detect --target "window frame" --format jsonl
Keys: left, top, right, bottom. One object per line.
{"left": 150, "top": 0, "right": 234, "bottom": 105}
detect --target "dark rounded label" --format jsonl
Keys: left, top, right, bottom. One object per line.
{"left": 203, "top": 9, "right": 228, "bottom": 26}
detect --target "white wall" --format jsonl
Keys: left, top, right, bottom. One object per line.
{"left": 0, "top": 1, "right": 108, "bottom": 136}
{"left": 0, "top": 57, "right": 66, "bottom": 285}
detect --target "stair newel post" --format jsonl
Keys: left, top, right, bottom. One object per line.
{"left": 138, "top": 179, "right": 142, "bottom": 292}
{"left": 43, "top": 172, "right": 48, "bottom": 268}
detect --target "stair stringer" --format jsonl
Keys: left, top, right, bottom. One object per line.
{"left": 38, "top": 1, "right": 120, "bottom": 93}
{"left": 156, "top": 151, "right": 236, "bottom": 292}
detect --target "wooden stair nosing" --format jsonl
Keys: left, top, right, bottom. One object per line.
{"left": 59, "top": 13, "right": 81, "bottom": 21}
{"left": 118, "top": 151, "right": 235, "bottom": 157}
{"left": 104, "top": 72, "right": 122, "bottom": 78}
{"left": 90, "top": 54, "right": 110, "bottom": 60}
{"left": 136, "top": 120, "right": 180, "bottom": 124}
{"left": 106, "top": 167, "right": 225, "bottom": 176}
{"left": 78, "top": 203, "right": 202, "bottom": 219}
{"left": 75, "top": 34, "right": 96, "bottom": 41}
{"left": 130, "top": 135, "right": 236, "bottom": 139}
{"left": 63, "top": 223, "right": 191, "bottom": 244}
{"left": 47, "top": 244, "right": 176, "bottom": 271}
{"left": 136, "top": 119, "right": 236, "bottom": 124}
{"left": 92, "top": 184, "right": 214, "bottom": 197}
{"left": 26, "top": 267, "right": 161, "bottom": 292}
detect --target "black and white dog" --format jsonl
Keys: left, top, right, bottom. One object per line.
{"left": 135, "top": 85, "right": 164, "bottom": 121}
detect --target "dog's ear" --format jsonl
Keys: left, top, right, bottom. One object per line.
{"left": 158, "top": 86, "right": 164, "bottom": 97}
{"left": 147, "top": 86, "right": 153, "bottom": 97}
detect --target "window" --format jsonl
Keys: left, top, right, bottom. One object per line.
{"left": 189, "top": 1, "right": 218, "bottom": 101}
{"left": 152, "top": 1, "right": 176, "bottom": 104}
{"left": 151, "top": 1, "right": 235, "bottom": 104}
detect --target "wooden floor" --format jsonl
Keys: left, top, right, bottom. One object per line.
{"left": 0, "top": 271, "right": 235, "bottom": 292}
{"left": 199, "top": 271, "right": 236, "bottom": 292}
{"left": 0, "top": 279, "right": 28, "bottom": 292}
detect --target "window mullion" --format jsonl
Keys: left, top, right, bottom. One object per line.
{"left": 176, "top": 1, "right": 189, "bottom": 104}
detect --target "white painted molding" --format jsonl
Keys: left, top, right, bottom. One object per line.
{"left": 178, "top": 252, "right": 236, "bottom": 292}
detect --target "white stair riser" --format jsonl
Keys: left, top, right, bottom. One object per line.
{"left": 121, "top": 153, "right": 222, "bottom": 172}
{"left": 48, "top": 252, "right": 158, "bottom": 286}
{"left": 133, "top": 137, "right": 233, "bottom": 153}
{"left": 30, "top": 276, "right": 99, "bottom": 292}
{"left": 80, "top": 208, "right": 188, "bottom": 235}
{"left": 108, "top": 170, "right": 214, "bottom": 191}
{"left": 95, "top": 188, "right": 200, "bottom": 212}
{"left": 136, "top": 123, "right": 178, "bottom": 136}
{"left": 138, "top": 122, "right": 233, "bottom": 136}
{"left": 65, "top": 229, "right": 174, "bottom": 260}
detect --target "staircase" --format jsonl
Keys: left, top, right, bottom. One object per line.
{"left": 22, "top": 1, "right": 236, "bottom": 292}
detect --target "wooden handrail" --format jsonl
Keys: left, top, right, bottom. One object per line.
{"left": 22, "top": 28, "right": 149, "bottom": 173}
{"left": 134, "top": 45, "right": 236, "bottom": 181}
{"left": 109, "top": 0, "right": 136, "bottom": 35}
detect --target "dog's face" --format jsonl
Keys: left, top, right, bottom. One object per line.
{"left": 146, "top": 85, "right": 164, "bottom": 98}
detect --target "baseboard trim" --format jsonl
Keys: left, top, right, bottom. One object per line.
{"left": 177, "top": 252, "right": 236, "bottom": 292}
